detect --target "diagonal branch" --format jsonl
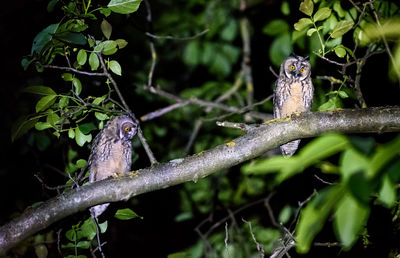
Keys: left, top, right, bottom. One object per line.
{"left": 1, "top": 107, "right": 400, "bottom": 254}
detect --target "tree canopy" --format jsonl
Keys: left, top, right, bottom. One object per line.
{"left": 1, "top": 0, "right": 400, "bottom": 257}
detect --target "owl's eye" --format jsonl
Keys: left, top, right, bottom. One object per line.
{"left": 300, "top": 68, "right": 304, "bottom": 73}
{"left": 124, "top": 127, "right": 131, "bottom": 132}
{"left": 290, "top": 65, "right": 295, "bottom": 70}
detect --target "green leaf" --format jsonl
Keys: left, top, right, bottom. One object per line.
{"left": 340, "top": 149, "right": 369, "bottom": 181}
{"left": 12, "top": 117, "right": 39, "bottom": 141}
{"left": 101, "top": 19, "right": 112, "bottom": 40}
{"left": 338, "top": 90, "right": 348, "bottom": 98}
{"left": 68, "top": 128, "right": 75, "bottom": 139}
{"left": 109, "top": 60, "right": 122, "bottom": 75}
{"left": 75, "top": 127, "right": 92, "bottom": 147}
{"left": 46, "top": 112, "right": 60, "bottom": 127}
{"left": 220, "top": 19, "right": 237, "bottom": 41}
{"left": 31, "top": 23, "right": 59, "bottom": 54}
{"left": 331, "top": 20, "right": 354, "bottom": 38}
{"left": 35, "top": 122, "right": 52, "bottom": 131}
{"left": 21, "top": 58, "right": 34, "bottom": 71}
{"left": 168, "top": 252, "right": 188, "bottom": 258}
{"left": 114, "top": 208, "right": 142, "bottom": 220}
{"left": 334, "top": 45, "right": 346, "bottom": 58}
{"left": 93, "top": 95, "right": 107, "bottom": 105}
{"left": 318, "top": 96, "right": 342, "bottom": 111}
{"left": 23, "top": 86, "right": 56, "bottom": 96}
{"left": 95, "top": 112, "right": 109, "bottom": 121}
{"left": 367, "top": 136, "right": 400, "bottom": 178}
{"left": 78, "top": 123, "right": 97, "bottom": 134}
{"left": 115, "top": 39, "right": 128, "bottom": 49}
{"left": 95, "top": 40, "right": 118, "bottom": 55}
{"left": 242, "top": 134, "right": 348, "bottom": 183}
{"left": 61, "top": 73, "right": 73, "bottom": 81}
{"left": 77, "top": 49, "right": 87, "bottom": 66}
{"left": 100, "top": 8, "right": 112, "bottom": 17}
{"left": 59, "top": 96, "right": 69, "bottom": 108}
{"left": 36, "top": 95, "right": 57, "bottom": 112}
{"left": 72, "top": 78, "right": 82, "bottom": 95}
{"left": 80, "top": 218, "right": 96, "bottom": 240}
{"left": 278, "top": 205, "right": 293, "bottom": 224}
{"left": 306, "top": 28, "right": 317, "bottom": 37}
{"left": 281, "top": 1, "right": 290, "bottom": 16}
{"left": 262, "top": 19, "right": 289, "bottom": 36}
{"left": 299, "top": 0, "right": 313, "bottom": 16}
{"left": 108, "top": 0, "right": 143, "bottom": 14}
{"left": 313, "top": 7, "right": 331, "bottom": 22}
{"left": 298, "top": 133, "right": 349, "bottom": 167}
{"left": 65, "top": 229, "right": 77, "bottom": 242}
{"left": 334, "top": 193, "right": 370, "bottom": 249}
{"left": 296, "top": 185, "right": 345, "bottom": 253}
{"left": 76, "top": 159, "right": 87, "bottom": 169}
{"left": 89, "top": 52, "right": 99, "bottom": 71}
{"left": 47, "top": 0, "right": 59, "bottom": 12}
{"left": 56, "top": 32, "right": 86, "bottom": 45}
{"left": 76, "top": 241, "right": 90, "bottom": 249}
{"left": 378, "top": 174, "right": 396, "bottom": 207}
{"left": 183, "top": 40, "right": 200, "bottom": 66}
{"left": 294, "top": 18, "right": 313, "bottom": 31}
{"left": 333, "top": 1, "right": 346, "bottom": 18}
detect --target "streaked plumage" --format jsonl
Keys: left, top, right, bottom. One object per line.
{"left": 273, "top": 54, "right": 313, "bottom": 156}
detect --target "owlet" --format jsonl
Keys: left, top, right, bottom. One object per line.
{"left": 273, "top": 54, "right": 314, "bottom": 156}
{"left": 88, "top": 115, "right": 138, "bottom": 217}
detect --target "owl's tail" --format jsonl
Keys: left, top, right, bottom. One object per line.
{"left": 280, "top": 140, "right": 300, "bottom": 157}
{"left": 90, "top": 203, "right": 110, "bottom": 218}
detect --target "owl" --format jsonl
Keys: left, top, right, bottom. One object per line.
{"left": 273, "top": 54, "right": 314, "bottom": 156}
{"left": 88, "top": 115, "right": 138, "bottom": 217}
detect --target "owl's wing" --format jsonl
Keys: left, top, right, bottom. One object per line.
{"left": 273, "top": 79, "right": 283, "bottom": 119}
{"left": 304, "top": 79, "right": 314, "bottom": 110}
{"left": 88, "top": 132, "right": 105, "bottom": 182}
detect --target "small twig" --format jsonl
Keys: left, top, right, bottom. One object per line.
{"left": 96, "top": 52, "right": 130, "bottom": 113}
{"left": 137, "top": 126, "right": 158, "bottom": 165}
{"left": 269, "top": 66, "right": 279, "bottom": 78}
{"left": 314, "top": 242, "right": 340, "bottom": 247}
{"left": 35, "top": 175, "right": 73, "bottom": 191}
{"left": 205, "top": 72, "right": 244, "bottom": 113}
{"left": 145, "top": 29, "right": 209, "bottom": 40}
{"left": 318, "top": 55, "right": 356, "bottom": 67}
{"left": 141, "top": 102, "right": 189, "bottom": 121}
{"left": 290, "top": 189, "right": 318, "bottom": 231}
{"left": 43, "top": 65, "right": 105, "bottom": 77}
{"left": 216, "top": 121, "right": 250, "bottom": 131}
{"left": 224, "top": 222, "right": 231, "bottom": 258}
{"left": 242, "top": 219, "right": 265, "bottom": 258}
{"left": 240, "top": 0, "right": 254, "bottom": 107}
{"left": 142, "top": 85, "right": 272, "bottom": 121}
{"left": 184, "top": 119, "right": 203, "bottom": 155}
{"left": 314, "top": 174, "right": 334, "bottom": 185}
{"left": 57, "top": 229, "right": 62, "bottom": 256}
{"left": 91, "top": 216, "right": 106, "bottom": 258}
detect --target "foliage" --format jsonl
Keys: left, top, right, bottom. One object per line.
{"left": 8, "top": 0, "right": 400, "bottom": 257}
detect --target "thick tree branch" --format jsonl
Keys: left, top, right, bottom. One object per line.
{"left": 1, "top": 107, "right": 400, "bottom": 254}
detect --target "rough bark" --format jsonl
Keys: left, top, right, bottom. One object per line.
{"left": 1, "top": 107, "right": 400, "bottom": 254}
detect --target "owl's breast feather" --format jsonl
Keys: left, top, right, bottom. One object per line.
{"left": 281, "top": 81, "right": 307, "bottom": 117}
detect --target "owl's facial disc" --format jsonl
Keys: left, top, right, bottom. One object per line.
{"left": 120, "top": 121, "right": 137, "bottom": 140}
